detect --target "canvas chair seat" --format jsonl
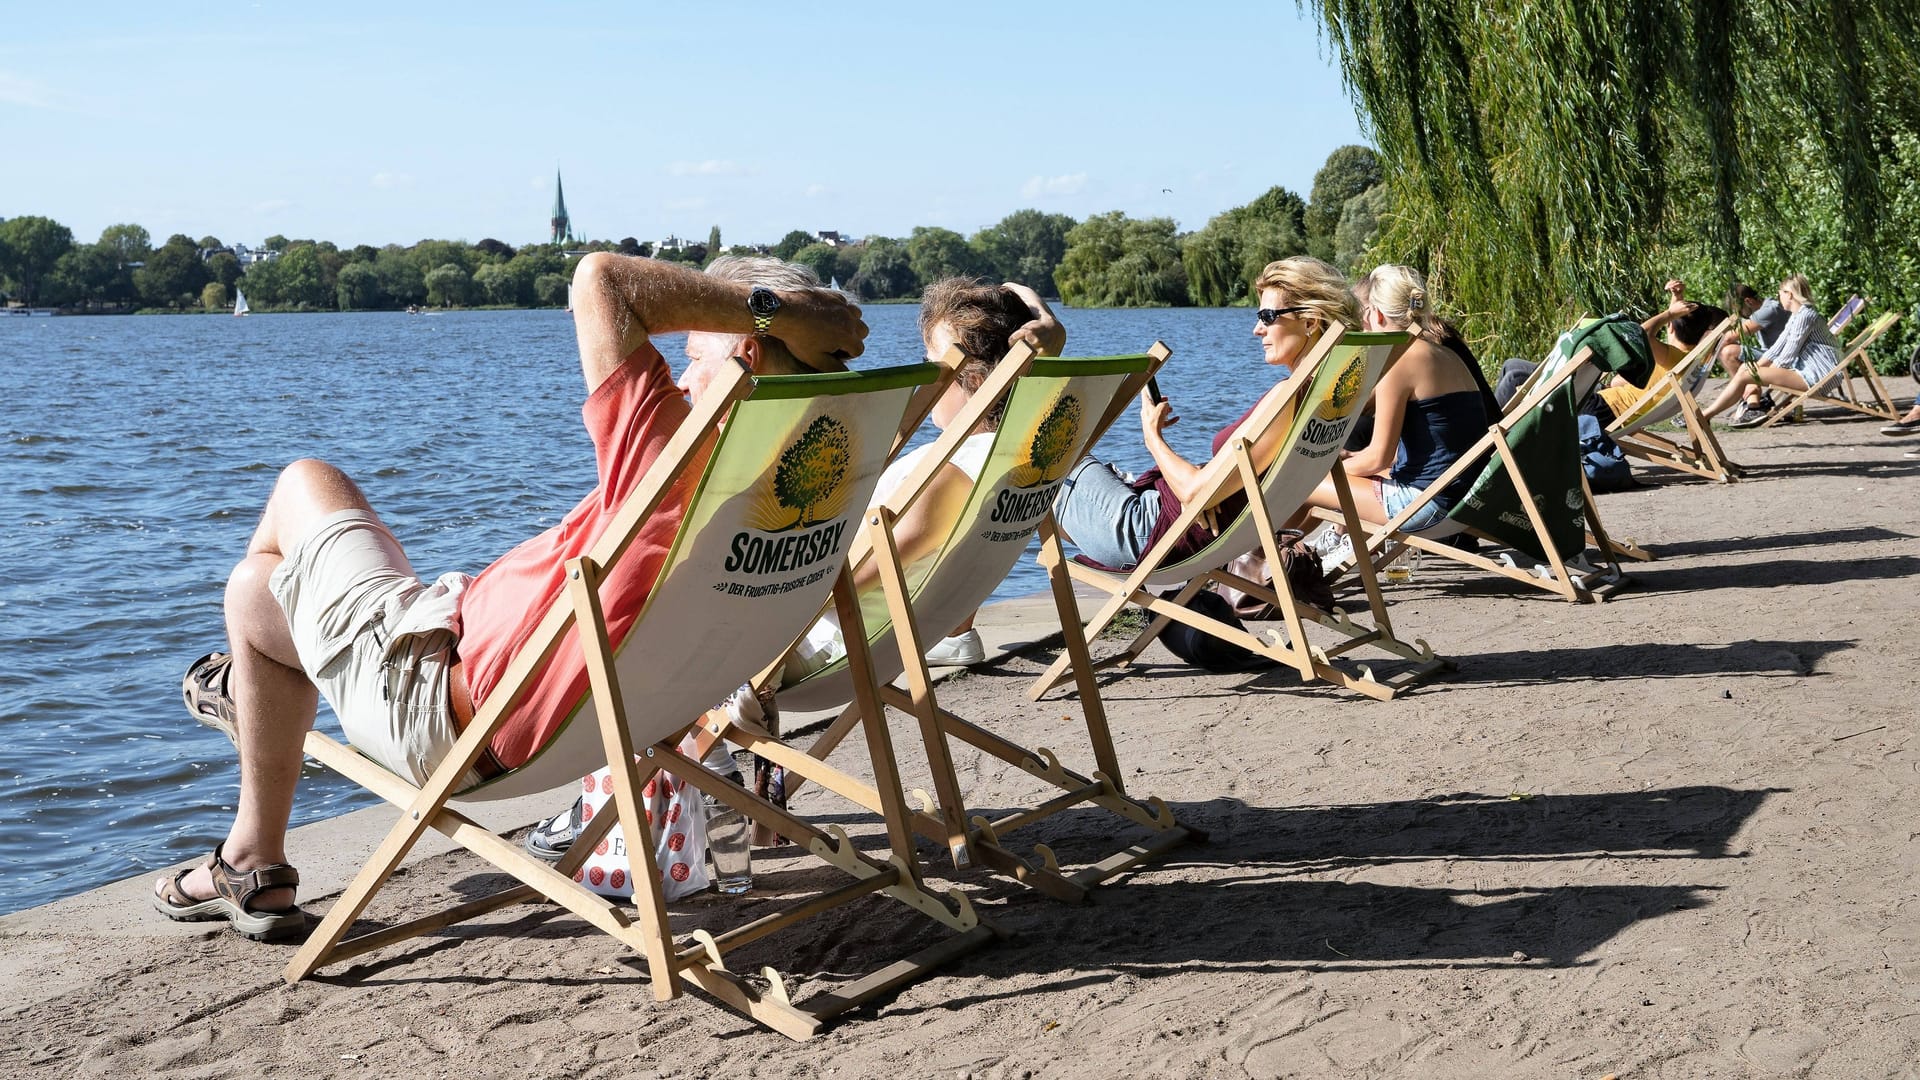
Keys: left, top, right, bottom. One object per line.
{"left": 1759, "top": 310, "right": 1902, "bottom": 427}
{"left": 1331, "top": 318, "right": 1653, "bottom": 604}
{"left": 709, "top": 346, "right": 1199, "bottom": 902}
{"left": 1030, "top": 327, "right": 1452, "bottom": 705}
{"left": 1606, "top": 316, "right": 1742, "bottom": 483}
{"left": 287, "top": 358, "right": 1007, "bottom": 1041}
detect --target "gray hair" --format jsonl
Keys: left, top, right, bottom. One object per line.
{"left": 700, "top": 255, "right": 840, "bottom": 374}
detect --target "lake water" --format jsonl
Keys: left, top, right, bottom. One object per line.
{"left": 0, "top": 304, "right": 1275, "bottom": 915}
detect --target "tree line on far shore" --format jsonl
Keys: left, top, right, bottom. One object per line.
{"left": 0, "top": 147, "right": 1386, "bottom": 315}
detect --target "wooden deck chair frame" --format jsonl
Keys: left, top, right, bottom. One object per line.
{"left": 1758, "top": 311, "right": 1902, "bottom": 427}
{"left": 1606, "top": 317, "right": 1745, "bottom": 483}
{"left": 1028, "top": 327, "right": 1451, "bottom": 706}
{"left": 1328, "top": 343, "right": 1646, "bottom": 605}
{"left": 284, "top": 359, "right": 999, "bottom": 1042}
{"left": 704, "top": 345, "right": 1201, "bottom": 904}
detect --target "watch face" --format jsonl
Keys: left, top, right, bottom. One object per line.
{"left": 748, "top": 287, "right": 781, "bottom": 317}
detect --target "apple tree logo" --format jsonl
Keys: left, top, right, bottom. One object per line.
{"left": 771, "top": 415, "right": 852, "bottom": 530}
{"left": 1315, "top": 353, "right": 1368, "bottom": 421}
{"left": 1008, "top": 391, "right": 1082, "bottom": 490}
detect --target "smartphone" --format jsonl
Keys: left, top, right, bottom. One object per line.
{"left": 1146, "top": 376, "right": 1165, "bottom": 405}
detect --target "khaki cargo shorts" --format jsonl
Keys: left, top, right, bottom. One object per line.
{"left": 267, "top": 509, "right": 481, "bottom": 788}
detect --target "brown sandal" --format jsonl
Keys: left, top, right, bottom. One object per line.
{"left": 153, "top": 843, "right": 307, "bottom": 941}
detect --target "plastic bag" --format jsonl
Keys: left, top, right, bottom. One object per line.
{"left": 572, "top": 733, "right": 711, "bottom": 902}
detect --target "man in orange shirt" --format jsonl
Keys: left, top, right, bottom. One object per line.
{"left": 155, "top": 253, "right": 865, "bottom": 939}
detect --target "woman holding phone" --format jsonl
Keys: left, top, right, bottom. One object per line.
{"left": 1049, "top": 256, "right": 1361, "bottom": 571}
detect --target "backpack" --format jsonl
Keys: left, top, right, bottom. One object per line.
{"left": 1578, "top": 412, "right": 1636, "bottom": 492}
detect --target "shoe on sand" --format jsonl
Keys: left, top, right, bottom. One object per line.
{"left": 525, "top": 796, "right": 585, "bottom": 860}
{"left": 1728, "top": 403, "right": 1771, "bottom": 429}
{"left": 182, "top": 651, "right": 237, "bottom": 745}
{"left": 1881, "top": 413, "right": 1920, "bottom": 436}
{"left": 153, "top": 843, "right": 307, "bottom": 941}
{"left": 924, "top": 628, "right": 986, "bottom": 667}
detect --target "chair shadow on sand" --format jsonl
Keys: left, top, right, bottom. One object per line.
{"left": 328, "top": 784, "right": 1769, "bottom": 1005}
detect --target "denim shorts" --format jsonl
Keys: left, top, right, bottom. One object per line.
{"left": 1052, "top": 459, "right": 1163, "bottom": 570}
{"left": 1374, "top": 477, "right": 1453, "bottom": 534}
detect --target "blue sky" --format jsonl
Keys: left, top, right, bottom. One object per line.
{"left": 1, "top": 3, "right": 1366, "bottom": 250}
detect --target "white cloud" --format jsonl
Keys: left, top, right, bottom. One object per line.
{"left": 370, "top": 171, "right": 413, "bottom": 190}
{"left": 0, "top": 71, "right": 60, "bottom": 110}
{"left": 1020, "top": 173, "right": 1088, "bottom": 199}
{"left": 803, "top": 184, "right": 829, "bottom": 198}
{"left": 667, "top": 159, "right": 747, "bottom": 177}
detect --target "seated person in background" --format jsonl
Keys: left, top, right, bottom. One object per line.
{"left": 524, "top": 278, "right": 1062, "bottom": 859}
{"left": 1700, "top": 273, "right": 1838, "bottom": 427}
{"left": 1288, "top": 264, "right": 1487, "bottom": 534}
{"left": 1049, "top": 256, "right": 1360, "bottom": 571}
{"left": 1597, "top": 279, "right": 1729, "bottom": 420}
{"left": 1717, "top": 281, "right": 1789, "bottom": 375}
{"left": 1490, "top": 279, "right": 1726, "bottom": 425}
{"left": 158, "top": 253, "right": 866, "bottom": 938}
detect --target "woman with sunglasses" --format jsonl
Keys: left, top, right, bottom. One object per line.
{"left": 1050, "top": 256, "right": 1360, "bottom": 571}
{"left": 1290, "top": 264, "right": 1486, "bottom": 534}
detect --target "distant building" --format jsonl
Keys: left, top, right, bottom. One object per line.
{"left": 551, "top": 171, "right": 581, "bottom": 246}
{"left": 232, "top": 243, "right": 279, "bottom": 266}
{"left": 815, "top": 230, "right": 845, "bottom": 247}
{"left": 656, "top": 235, "right": 689, "bottom": 254}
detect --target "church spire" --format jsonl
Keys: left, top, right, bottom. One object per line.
{"left": 550, "top": 170, "right": 576, "bottom": 245}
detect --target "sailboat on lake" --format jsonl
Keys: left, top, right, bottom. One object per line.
{"left": 233, "top": 288, "right": 250, "bottom": 317}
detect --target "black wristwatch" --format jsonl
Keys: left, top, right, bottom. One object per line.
{"left": 748, "top": 286, "right": 781, "bottom": 338}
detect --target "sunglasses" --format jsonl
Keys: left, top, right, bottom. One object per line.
{"left": 1256, "top": 305, "right": 1312, "bottom": 326}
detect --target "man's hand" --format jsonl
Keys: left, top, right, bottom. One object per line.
{"left": 776, "top": 288, "right": 868, "bottom": 368}
{"left": 1665, "top": 278, "right": 1686, "bottom": 300}
{"left": 1003, "top": 281, "right": 1066, "bottom": 356}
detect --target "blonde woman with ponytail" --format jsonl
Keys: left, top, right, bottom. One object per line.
{"left": 1290, "top": 264, "right": 1488, "bottom": 532}
{"left": 1701, "top": 272, "right": 1840, "bottom": 426}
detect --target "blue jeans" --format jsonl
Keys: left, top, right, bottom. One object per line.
{"left": 1052, "top": 459, "right": 1162, "bottom": 570}
{"left": 1376, "top": 477, "right": 1453, "bottom": 533}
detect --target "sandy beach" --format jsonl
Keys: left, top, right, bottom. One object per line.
{"left": 4, "top": 388, "right": 1918, "bottom": 1079}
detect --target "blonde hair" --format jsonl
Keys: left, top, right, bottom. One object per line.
{"left": 1363, "top": 264, "right": 1444, "bottom": 340}
{"left": 1779, "top": 273, "right": 1814, "bottom": 307}
{"left": 1253, "top": 256, "right": 1360, "bottom": 333}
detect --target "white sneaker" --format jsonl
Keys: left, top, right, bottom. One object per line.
{"left": 1305, "top": 524, "right": 1347, "bottom": 558}
{"left": 924, "top": 628, "right": 986, "bottom": 667}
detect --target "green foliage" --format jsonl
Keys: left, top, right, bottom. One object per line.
{"left": 848, "top": 237, "right": 917, "bottom": 300}
{"left": 335, "top": 262, "right": 381, "bottom": 310}
{"left": 773, "top": 230, "right": 816, "bottom": 261}
{"left": 201, "top": 281, "right": 228, "bottom": 311}
{"left": 534, "top": 272, "right": 569, "bottom": 308}
{"left": 971, "top": 209, "right": 1075, "bottom": 296}
{"left": 0, "top": 216, "right": 75, "bottom": 304}
{"left": 424, "top": 262, "right": 470, "bottom": 307}
{"left": 1334, "top": 185, "right": 1391, "bottom": 273}
{"left": 1057, "top": 212, "right": 1189, "bottom": 308}
{"left": 1306, "top": 145, "right": 1382, "bottom": 260}
{"left": 706, "top": 226, "right": 722, "bottom": 266}
{"left": 98, "top": 224, "right": 151, "bottom": 265}
{"left": 1310, "top": 0, "right": 1920, "bottom": 359}
{"left": 1181, "top": 186, "right": 1312, "bottom": 306}
{"left": 906, "top": 227, "right": 984, "bottom": 285}
{"left": 772, "top": 416, "right": 852, "bottom": 529}
{"left": 789, "top": 242, "right": 840, "bottom": 286}
{"left": 133, "top": 235, "right": 209, "bottom": 308}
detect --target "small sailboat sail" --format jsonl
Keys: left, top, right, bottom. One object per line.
{"left": 233, "top": 289, "right": 250, "bottom": 317}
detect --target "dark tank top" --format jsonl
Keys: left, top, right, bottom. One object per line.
{"left": 1389, "top": 389, "right": 1486, "bottom": 495}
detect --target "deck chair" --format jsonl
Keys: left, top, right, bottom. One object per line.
{"left": 285, "top": 358, "right": 1002, "bottom": 1041}
{"left": 1606, "top": 316, "right": 1744, "bottom": 483}
{"left": 1027, "top": 326, "right": 1450, "bottom": 705}
{"left": 704, "top": 345, "right": 1198, "bottom": 903}
{"left": 1758, "top": 311, "right": 1903, "bottom": 427}
{"left": 1828, "top": 294, "right": 1866, "bottom": 336}
{"left": 1330, "top": 319, "right": 1654, "bottom": 604}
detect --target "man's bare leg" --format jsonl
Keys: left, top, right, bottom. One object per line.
{"left": 159, "top": 459, "right": 378, "bottom": 913}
